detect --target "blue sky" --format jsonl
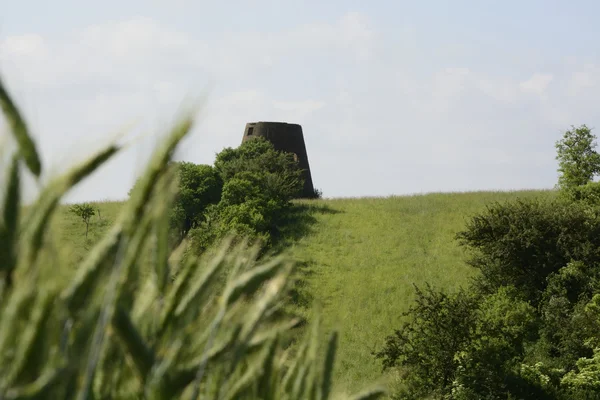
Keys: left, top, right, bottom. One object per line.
{"left": 1, "top": 1, "right": 599, "bottom": 202}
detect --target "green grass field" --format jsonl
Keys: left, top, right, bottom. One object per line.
{"left": 55, "top": 189, "right": 556, "bottom": 396}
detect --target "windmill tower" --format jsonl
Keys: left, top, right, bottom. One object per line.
{"left": 241, "top": 121, "right": 315, "bottom": 198}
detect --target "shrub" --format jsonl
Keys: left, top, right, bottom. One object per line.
{"left": 559, "top": 181, "right": 600, "bottom": 205}
{"left": 188, "top": 139, "right": 306, "bottom": 254}
{"left": 214, "top": 137, "right": 304, "bottom": 201}
{"left": 372, "top": 284, "right": 479, "bottom": 399}
{"left": 451, "top": 286, "right": 541, "bottom": 399}
{"left": 455, "top": 198, "right": 600, "bottom": 305}
{"left": 0, "top": 76, "right": 384, "bottom": 399}
{"left": 559, "top": 294, "right": 600, "bottom": 398}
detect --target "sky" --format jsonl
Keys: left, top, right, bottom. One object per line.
{"left": 1, "top": 0, "right": 599, "bottom": 202}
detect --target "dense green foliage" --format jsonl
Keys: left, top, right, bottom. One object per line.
{"left": 372, "top": 285, "right": 480, "bottom": 398}
{"left": 188, "top": 137, "right": 305, "bottom": 252}
{"left": 0, "top": 76, "right": 383, "bottom": 399}
{"left": 130, "top": 137, "right": 305, "bottom": 253}
{"left": 375, "top": 126, "right": 600, "bottom": 399}
{"left": 456, "top": 198, "right": 600, "bottom": 305}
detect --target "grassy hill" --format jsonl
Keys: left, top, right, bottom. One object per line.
{"left": 53, "top": 189, "right": 556, "bottom": 396}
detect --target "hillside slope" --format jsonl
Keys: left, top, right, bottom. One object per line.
{"left": 285, "top": 190, "right": 555, "bottom": 395}
{"left": 53, "top": 190, "right": 556, "bottom": 395}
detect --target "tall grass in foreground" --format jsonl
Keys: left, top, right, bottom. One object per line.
{"left": 0, "top": 76, "right": 384, "bottom": 399}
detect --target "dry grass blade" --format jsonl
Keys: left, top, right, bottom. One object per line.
{"left": 0, "top": 76, "right": 41, "bottom": 177}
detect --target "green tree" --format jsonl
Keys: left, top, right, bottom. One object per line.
{"left": 69, "top": 202, "right": 96, "bottom": 239}
{"left": 556, "top": 124, "right": 600, "bottom": 190}
{"left": 189, "top": 138, "right": 305, "bottom": 252}
{"left": 214, "top": 137, "right": 304, "bottom": 201}
{"left": 455, "top": 198, "right": 600, "bottom": 306}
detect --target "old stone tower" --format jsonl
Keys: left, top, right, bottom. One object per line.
{"left": 241, "top": 121, "right": 315, "bottom": 198}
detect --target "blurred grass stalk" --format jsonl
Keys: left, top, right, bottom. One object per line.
{"left": 0, "top": 74, "right": 385, "bottom": 399}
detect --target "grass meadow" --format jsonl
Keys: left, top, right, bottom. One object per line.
{"left": 56, "top": 189, "right": 556, "bottom": 396}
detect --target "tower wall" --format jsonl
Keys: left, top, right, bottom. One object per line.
{"left": 241, "top": 121, "right": 315, "bottom": 198}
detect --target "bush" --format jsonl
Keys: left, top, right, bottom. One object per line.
{"left": 455, "top": 198, "right": 600, "bottom": 305}
{"left": 0, "top": 76, "right": 383, "bottom": 399}
{"left": 128, "top": 136, "right": 306, "bottom": 254}
{"left": 560, "top": 295, "right": 600, "bottom": 398}
{"left": 214, "top": 137, "right": 304, "bottom": 197}
{"left": 451, "top": 286, "right": 542, "bottom": 399}
{"left": 559, "top": 181, "right": 600, "bottom": 205}
{"left": 188, "top": 138, "right": 306, "bottom": 253}
{"left": 372, "top": 284, "right": 479, "bottom": 399}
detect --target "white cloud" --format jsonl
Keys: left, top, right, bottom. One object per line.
{"left": 0, "top": 34, "right": 47, "bottom": 58}
{"left": 567, "top": 64, "right": 600, "bottom": 96}
{"left": 475, "top": 77, "right": 519, "bottom": 104}
{"left": 273, "top": 100, "right": 326, "bottom": 115}
{"left": 519, "top": 73, "right": 554, "bottom": 96}
{"left": 429, "top": 67, "right": 471, "bottom": 113}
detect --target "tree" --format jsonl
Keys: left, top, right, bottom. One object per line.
{"left": 188, "top": 138, "right": 305, "bottom": 252}
{"left": 455, "top": 198, "right": 600, "bottom": 306}
{"left": 69, "top": 202, "right": 96, "bottom": 239}
{"left": 556, "top": 124, "right": 600, "bottom": 190}
{"left": 214, "top": 137, "right": 304, "bottom": 201}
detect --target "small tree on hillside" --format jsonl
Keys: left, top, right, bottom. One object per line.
{"left": 69, "top": 203, "right": 96, "bottom": 239}
{"left": 555, "top": 124, "right": 600, "bottom": 190}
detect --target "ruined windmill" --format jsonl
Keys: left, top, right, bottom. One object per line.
{"left": 241, "top": 121, "right": 315, "bottom": 198}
